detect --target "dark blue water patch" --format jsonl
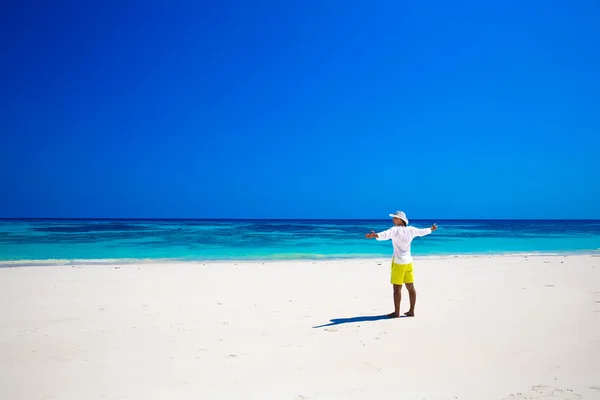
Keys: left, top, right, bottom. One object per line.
{"left": 447, "top": 220, "right": 600, "bottom": 235}
{"left": 70, "top": 231, "right": 135, "bottom": 241}
{"left": 0, "top": 231, "right": 152, "bottom": 244}
{"left": 240, "top": 223, "right": 313, "bottom": 233}
{"left": 248, "top": 225, "right": 376, "bottom": 238}
{"left": 30, "top": 222, "right": 154, "bottom": 233}
{"left": 1, "top": 225, "right": 595, "bottom": 247}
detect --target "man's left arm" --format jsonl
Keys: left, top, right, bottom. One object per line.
{"left": 366, "top": 227, "right": 394, "bottom": 240}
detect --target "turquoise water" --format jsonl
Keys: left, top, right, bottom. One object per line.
{"left": 0, "top": 219, "right": 599, "bottom": 263}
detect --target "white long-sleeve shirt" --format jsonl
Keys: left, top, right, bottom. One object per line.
{"left": 376, "top": 225, "right": 432, "bottom": 264}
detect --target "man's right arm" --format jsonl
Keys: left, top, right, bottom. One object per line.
{"left": 410, "top": 224, "right": 438, "bottom": 238}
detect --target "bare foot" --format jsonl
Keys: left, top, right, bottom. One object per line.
{"left": 387, "top": 312, "right": 400, "bottom": 318}
{"left": 404, "top": 311, "right": 415, "bottom": 317}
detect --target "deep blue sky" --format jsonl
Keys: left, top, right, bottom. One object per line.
{"left": 1, "top": 0, "right": 599, "bottom": 219}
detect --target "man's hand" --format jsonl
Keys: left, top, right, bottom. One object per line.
{"left": 365, "top": 230, "right": 378, "bottom": 239}
{"left": 431, "top": 224, "right": 438, "bottom": 232}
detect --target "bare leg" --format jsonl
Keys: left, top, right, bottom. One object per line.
{"left": 388, "top": 284, "right": 402, "bottom": 318}
{"left": 405, "top": 282, "right": 416, "bottom": 316}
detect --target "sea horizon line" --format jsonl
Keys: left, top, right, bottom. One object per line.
{"left": 0, "top": 217, "right": 599, "bottom": 222}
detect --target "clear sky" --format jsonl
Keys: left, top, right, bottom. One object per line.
{"left": 1, "top": 0, "right": 599, "bottom": 219}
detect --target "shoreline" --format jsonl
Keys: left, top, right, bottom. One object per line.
{"left": 1, "top": 249, "right": 599, "bottom": 268}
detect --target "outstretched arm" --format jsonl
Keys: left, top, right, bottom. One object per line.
{"left": 366, "top": 228, "right": 394, "bottom": 240}
{"left": 410, "top": 224, "right": 438, "bottom": 238}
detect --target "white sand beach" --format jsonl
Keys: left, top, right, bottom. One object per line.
{"left": 1, "top": 255, "right": 599, "bottom": 400}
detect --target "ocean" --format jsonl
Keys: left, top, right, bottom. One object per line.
{"left": 0, "top": 219, "right": 599, "bottom": 264}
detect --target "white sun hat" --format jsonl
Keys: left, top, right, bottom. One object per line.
{"left": 389, "top": 211, "right": 409, "bottom": 225}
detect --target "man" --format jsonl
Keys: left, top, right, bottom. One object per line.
{"left": 366, "top": 211, "right": 437, "bottom": 318}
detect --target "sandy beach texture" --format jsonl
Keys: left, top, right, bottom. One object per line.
{"left": 1, "top": 255, "right": 599, "bottom": 400}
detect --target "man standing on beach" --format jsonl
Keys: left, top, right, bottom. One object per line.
{"left": 366, "top": 211, "right": 437, "bottom": 318}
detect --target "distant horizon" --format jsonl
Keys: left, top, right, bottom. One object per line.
{"left": 1, "top": 217, "right": 599, "bottom": 222}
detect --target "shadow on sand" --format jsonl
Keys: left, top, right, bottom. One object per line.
{"left": 313, "top": 314, "right": 407, "bottom": 328}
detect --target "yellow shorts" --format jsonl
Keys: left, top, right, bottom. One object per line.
{"left": 391, "top": 259, "right": 414, "bottom": 285}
